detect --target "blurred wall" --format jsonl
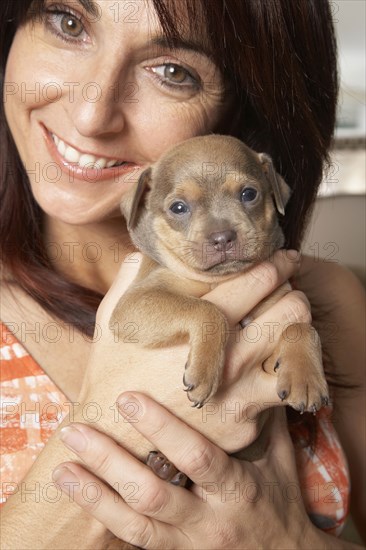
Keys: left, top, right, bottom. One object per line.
{"left": 301, "top": 1, "right": 365, "bottom": 286}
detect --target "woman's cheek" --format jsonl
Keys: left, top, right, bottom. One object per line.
{"left": 4, "top": 28, "right": 76, "bottom": 162}
{"left": 133, "top": 93, "right": 226, "bottom": 162}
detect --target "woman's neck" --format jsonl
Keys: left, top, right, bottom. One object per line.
{"left": 44, "top": 216, "right": 135, "bottom": 294}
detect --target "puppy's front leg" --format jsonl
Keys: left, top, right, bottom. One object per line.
{"left": 110, "top": 287, "right": 229, "bottom": 407}
{"left": 263, "top": 323, "right": 329, "bottom": 413}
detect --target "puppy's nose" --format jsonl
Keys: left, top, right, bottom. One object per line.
{"left": 209, "top": 230, "right": 237, "bottom": 252}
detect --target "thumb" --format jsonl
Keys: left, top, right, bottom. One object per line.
{"left": 97, "top": 252, "right": 143, "bottom": 318}
{"left": 265, "top": 408, "right": 298, "bottom": 475}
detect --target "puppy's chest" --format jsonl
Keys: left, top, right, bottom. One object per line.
{"left": 146, "top": 267, "right": 215, "bottom": 298}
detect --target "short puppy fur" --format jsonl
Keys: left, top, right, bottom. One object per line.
{"left": 110, "top": 134, "right": 329, "bottom": 412}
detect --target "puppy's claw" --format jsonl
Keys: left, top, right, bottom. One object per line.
{"left": 188, "top": 397, "right": 204, "bottom": 409}
{"left": 274, "top": 360, "right": 280, "bottom": 372}
{"left": 182, "top": 374, "right": 195, "bottom": 392}
{"left": 311, "top": 404, "right": 318, "bottom": 415}
{"left": 278, "top": 389, "right": 288, "bottom": 401}
{"left": 321, "top": 396, "right": 329, "bottom": 407}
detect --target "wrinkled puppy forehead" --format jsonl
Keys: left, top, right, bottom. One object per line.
{"left": 151, "top": 135, "right": 264, "bottom": 189}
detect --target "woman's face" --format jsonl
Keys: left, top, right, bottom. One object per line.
{"left": 4, "top": 0, "right": 228, "bottom": 225}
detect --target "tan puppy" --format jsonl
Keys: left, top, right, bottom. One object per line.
{"left": 110, "top": 134, "right": 329, "bottom": 412}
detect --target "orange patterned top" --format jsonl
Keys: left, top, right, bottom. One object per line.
{"left": 0, "top": 322, "right": 350, "bottom": 535}
{"left": 0, "top": 322, "right": 69, "bottom": 505}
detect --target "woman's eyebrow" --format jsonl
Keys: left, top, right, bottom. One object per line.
{"left": 148, "top": 35, "right": 213, "bottom": 60}
{"left": 75, "top": 0, "right": 100, "bottom": 17}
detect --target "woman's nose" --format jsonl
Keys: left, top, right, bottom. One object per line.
{"left": 68, "top": 69, "right": 128, "bottom": 137}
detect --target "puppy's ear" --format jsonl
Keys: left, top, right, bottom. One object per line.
{"left": 258, "top": 153, "right": 291, "bottom": 216}
{"left": 121, "top": 167, "right": 152, "bottom": 230}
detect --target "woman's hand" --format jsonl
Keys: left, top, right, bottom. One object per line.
{"left": 76, "top": 250, "right": 312, "bottom": 456}
{"left": 53, "top": 392, "right": 332, "bottom": 550}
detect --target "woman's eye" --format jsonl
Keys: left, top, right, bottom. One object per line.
{"left": 240, "top": 187, "right": 258, "bottom": 203}
{"left": 43, "top": 8, "right": 87, "bottom": 42}
{"left": 162, "top": 65, "right": 190, "bottom": 84}
{"left": 152, "top": 64, "right": 199, "bottom": 89}
{"left": 59, "top": 13, "right": 84, "bottom": 37}
{"left": 169, "top": 201, "right": 190, "bottom": 215}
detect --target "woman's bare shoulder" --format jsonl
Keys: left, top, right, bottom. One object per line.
{"left": 0, "top": 280, "right": 89, "bottom": 400}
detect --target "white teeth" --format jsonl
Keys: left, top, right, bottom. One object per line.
{"left": 95, "top": 158, "right": 107, "bottom": 169}
{"left": 52, "top": 133, "right": 122, "bottom": 169}
{"left": 58, "top": 139, "right": 66, "bottom": 156}
{"left": 64, "top": 145, "right": 80, "bottom": 163}
{"left": 79, "top": 154, "right": 97, "bottom": 168}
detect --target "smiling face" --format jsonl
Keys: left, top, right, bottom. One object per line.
{"left": 4, "top": 0, "right": 229, "bottom": 226}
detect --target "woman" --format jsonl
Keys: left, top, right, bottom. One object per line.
{"left": 0, "top": 0, "right": 364, "bottom": 548}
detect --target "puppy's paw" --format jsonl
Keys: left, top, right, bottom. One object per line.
{"left": 183, "top": 346, "right": 225, "bottom": 408}
{"left": 273, "top": 356, "right": 329, "bottom": 413}
{"left": 263, "top": 323, "right": 329, "bottom": 414}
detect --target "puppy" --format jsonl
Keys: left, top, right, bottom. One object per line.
{"left": 110, "top": 134, "right": 329, "bottom": 412}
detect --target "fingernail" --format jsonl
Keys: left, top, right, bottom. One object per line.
{"left": 60, "top": 425, "right": 87, "bottom": 453}
{"left": 53, "top": 465, "right": 79, "bottom": 485}
{"left": 117, "top": 393, "right": 142, "bottom": 422}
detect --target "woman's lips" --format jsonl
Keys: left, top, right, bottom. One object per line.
{"left": 42, "top": 125, "right": 142, "bottom": 183}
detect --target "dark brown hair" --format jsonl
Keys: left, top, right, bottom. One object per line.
{"left": 0, "top": 0, "right": 338, "bottom": 335}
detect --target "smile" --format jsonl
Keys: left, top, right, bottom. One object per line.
{"left": 50, "top": 132, "right": 127, "bottom": 169}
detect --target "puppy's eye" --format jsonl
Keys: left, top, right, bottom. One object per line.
{"left": 240, "top": 187, "right": 258, "bottom": 203}
{"left": 169, "top": 201, "right": 190, "bottom": 215}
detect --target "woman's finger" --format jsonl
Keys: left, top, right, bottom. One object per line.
{"left": 116, "top": 392, "right": 237, "bottom": 487}
{"left": 57, "top": 423, "right": 199, "bottom": 527}
{"left": 52, "top": 461, "right": 190, "bottom": 549}
{"left": 204, "top": 249, "right": 301, "bottom": 325}
{"left": 234, "top": 289, "right": 311, "bottom": 366}
{"left": 261, "top": 408, "right": 300, "bottom": 486}
{"left": 266, "top": 408, "right": 297, "bottom": 462}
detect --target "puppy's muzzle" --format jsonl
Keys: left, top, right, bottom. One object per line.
{"left": 208, "top": 229, "right": 237, "bottom": 252}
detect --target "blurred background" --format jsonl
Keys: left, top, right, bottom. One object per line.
{"left": 302, "top": 0, "right": 366, "bottom": 286}
{"left": 302, "top": 2, "right": 365, "bottom": 544}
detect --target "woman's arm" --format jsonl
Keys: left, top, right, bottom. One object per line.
{"left": 1, "top": 251, "right": 308, "bottom": 548}
{"left": 294, "top": 256, "right": 366, "bottom": 543}
{"left": 46, "top": 255, "right": 365, "bottom": 549}
{"left": 0, "top": 408, "right": 114, "bottom": 549}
